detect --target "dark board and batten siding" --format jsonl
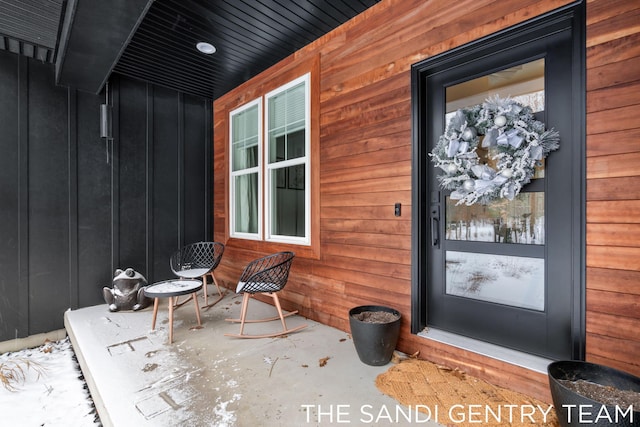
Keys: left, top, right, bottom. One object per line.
{"left": 0, "top": 51, "right": 213, "bottom": 341}
{"left": 214, "top": 0, "right": 640, "bottom": 402}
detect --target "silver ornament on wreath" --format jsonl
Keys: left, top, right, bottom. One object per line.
{"left": 428, "top": 95, "right": 561, "bottom": 206}
{"left": 494, "top": 115, "right": 507, "bottom": 127}
{"left": 461, "top": 127, "right": 477, "bottom": 141}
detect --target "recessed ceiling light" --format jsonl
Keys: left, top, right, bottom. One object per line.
{"left": 196, "top": 42, "right": 216, "bottom": 54}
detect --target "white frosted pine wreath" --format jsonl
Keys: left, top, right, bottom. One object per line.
{"left": 429, "top": 96, "right": 560, "bottom": 206}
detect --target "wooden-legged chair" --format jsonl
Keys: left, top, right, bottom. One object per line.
{"left": 225, "top": 251, "right": 306, "bottom": 338}
{"left": 170, "top": 241, "right": 225, "bottom": 309}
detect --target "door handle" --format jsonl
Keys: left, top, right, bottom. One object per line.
{"left": 430, "top": 206, "right": 440, "bottom": 247}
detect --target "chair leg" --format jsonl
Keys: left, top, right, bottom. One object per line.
{"left": 201, "top": 272, "right": 224, "bottom": 310}
{"left": 271, "top": 293, "right": 288, "bottom": 332}
{"left": 173, "top": 294, "right": 194, "bottom": 309}
{"left": 224, "top": 292, "right": 307, "bottom": 338}
{"left": 238, "top": 293, "right": 251, "bottom": 336}
{"left": 211, "top": 272, "right": 222, "bottom": 296}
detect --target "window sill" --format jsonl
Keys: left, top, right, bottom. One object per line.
{"left": 417, "top": 328, "right": 552, "bottom": 374}
{"left": 225, "top": 237, "right": 320, "bottom": 260}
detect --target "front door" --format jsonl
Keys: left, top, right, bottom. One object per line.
{"left": 411, "top": 4, "right": 584, "bottom": 360}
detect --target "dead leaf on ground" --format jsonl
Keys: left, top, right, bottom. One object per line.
{"left": 41, "top": 339, "right": 54, "bottom": 354}
{"left": 189, "top": 325, "right": 204, "bottom": 330}
{"left": 391, "top": 350, "right": 421, "bottom": 364}
{"left": 319, "top": 356, "right": 330, "bottom": 367}
{"left": 438, "top": 365, "right": 466, "bottom": 380}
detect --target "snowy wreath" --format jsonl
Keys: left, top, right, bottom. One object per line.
{"left": 429, "top": 96, "right": 560, "bottom": 206}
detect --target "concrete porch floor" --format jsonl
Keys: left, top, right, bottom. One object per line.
{"left": 65, "top": 292, "right": 439, "bottom": 426}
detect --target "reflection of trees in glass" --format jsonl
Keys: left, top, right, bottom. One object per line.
{"left": 446, "top": 252, "right": 545, "bottom": 311}
{"left": 446, "top": 257, "right": 498, "bottom": 295}
{"left": 512, "top": 91, "right": 545, "bottom": 113}
{"left": 468, "top": 271, "right": 497, "bottom": 294}
{"left": 446, "top": 193, "right": 544, "bottom": 244}
{"left": 493, "top": 256, "right": 535, "bottom": 279}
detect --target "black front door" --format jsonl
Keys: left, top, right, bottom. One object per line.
{"left": 411, "top": 4, "right": 585, "bottom": 360}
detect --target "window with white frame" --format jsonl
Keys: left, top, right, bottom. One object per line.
{"left": 230, "top": 73, "right": 310, "bottom": 245}
{"left": 230, "top": 98, "right": 261, "bottom": 239}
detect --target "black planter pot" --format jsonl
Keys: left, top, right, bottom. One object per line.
{"left": 349, "top": 305, "right": 401, "bottom": 366}
{"left": 548, "top": 360, "right": 640, "bottom": 427}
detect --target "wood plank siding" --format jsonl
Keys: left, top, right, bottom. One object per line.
{"left": 214, "top": 0, "right": 640, "bottom": 402}
{"left": 585, "top": 0, "right": 640, "bottom": 379}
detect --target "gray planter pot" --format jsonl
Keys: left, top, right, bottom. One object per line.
{"left": 548, "top": 360, "right": 640, "bottom": 427}
{"left": 349, "top": 305, "right": 401, "bottom": 366}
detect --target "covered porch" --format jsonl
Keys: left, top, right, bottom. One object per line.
{"left": 64, "top": 294, "right": 434, "bottom": 426}
{"left": 1, "top": 0, "right": 639, "bottom": 423}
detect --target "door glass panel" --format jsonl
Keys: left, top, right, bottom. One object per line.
{"left": 446, "top": 59, "right": 546, "bottom": 179}
{"left": 446, "top": 251, "right": 545, "bottom": 311}
{"left": 446, "top": 192, "right": 545, "bottom": 244}
{"left": 446, "top": 59, "right": 545, "bottom": 113}
{"left": 443, "top": 59, "right": 546, "bottom": 310}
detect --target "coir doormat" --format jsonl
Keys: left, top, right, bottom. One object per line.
{"left": 375, "top": 358, "right": 558, "bottom": 426}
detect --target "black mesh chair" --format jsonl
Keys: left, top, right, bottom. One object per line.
{"left": 225, "top": 251, "right": 307, "bottom": 338}
{"left": 170, "top": 241, "right": 225, "bottom": 309}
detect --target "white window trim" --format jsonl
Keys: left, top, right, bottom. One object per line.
{"left": 229, "top": 74, "right": 311, "bottom": 246}
{"left": 264, "top": 73, "right": 311, "bottom": 245}
{"left": 229, "top": 97, "right": 263, "bottom": 240}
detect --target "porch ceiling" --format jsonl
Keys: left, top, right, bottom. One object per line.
{"left": 0, "top": 0, "right": 65, "bottom": 63}
{"left": 0, "top": 0, "right": 380, "bottom": 100}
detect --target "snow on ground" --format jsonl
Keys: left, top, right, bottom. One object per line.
{"left": 0, "top": 338, "right": 100, "bottom": 427}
